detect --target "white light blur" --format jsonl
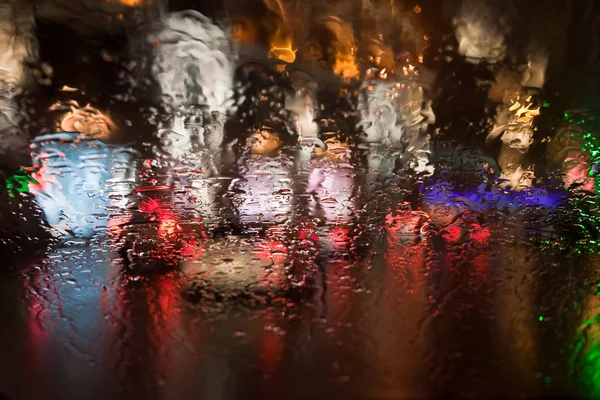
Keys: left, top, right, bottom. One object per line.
{"left": 521, "top": 52, "right": 548, "bottom": 89}
{"left": 358, "top": 71, "right": 435, "bottom": 176}
{"left": 285, "top": 76, "right": 319, "bottom": 140}
{"left": 231, "top": 149, "right": 293, "bottom": 225}
{"left": 0, "top": 3, "right": 37, "bottom": 167}
{"left": 148, "top": 10, "right": 235, "bottom": 113}
{"left": 284, "top": 73, "right": 321, "bottom": 172}
{"left": 155, "top": 114, "right": 194, "bottom": 159}
{"left": 453, "top": 1, "right": 506, "bottom": 63}
{"left": 308, "top": 164, "right": 355, "bottom": 224}
{"left": 0, "top": 2, "right": 37, "bottom": 100}
{"left": 149, "top": 10, "right": 235, "bottom": 176}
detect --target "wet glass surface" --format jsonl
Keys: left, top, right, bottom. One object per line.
{"left": 2, "top": 1, "right": 600, "bottom": 399}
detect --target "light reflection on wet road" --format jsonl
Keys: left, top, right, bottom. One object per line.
{"left": 2, "top": 176, "right": 600, "bottom": 399}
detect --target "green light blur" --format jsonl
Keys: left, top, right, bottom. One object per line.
{"left": 570, "top": 320, "right": 600, "bottom": 399}
{"left": 5, "top": 168, "right": 36, "bottom": 197}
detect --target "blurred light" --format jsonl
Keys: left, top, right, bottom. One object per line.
{"left": 421, "top": 181, "right": 565, "bottom": 228}
{"left": 259, "top": 312, "right": 284, "bottom": 377}
{"left": 148, "top": 10, "right": 235, "bottom": 113}
{"left": 453, "top": 1, "right": 506, "bottom": 64}
{"left": 269, "top": 29, "right": 296, "bottom": 63}
{"left": 319, "top": 17, "right": 360, "bottom": 80}
{"left": 333, "top": 54, "right": 360, "bottom": 80}
{"left": 490, "top": 92, "right": 541, "bottom": 190}
{"left": 29, "top": 133, "right": 136, "bottom": 238}
{"left": 285, "top": 86, "right": 319, "bottom": 140}
{"left": 249, "top": 129, "right": 283, "bottom": 155}
{"left": 490, "top": 94, "right": 540, "bottom": 148}
{"left": 51, "top": 101, "right": 116, "bottom": 139}
{"left": 385, "top": 210, "right": 430, "bottom": 243}
{"left": 6, "top": 167, "right": 36, "bottom": 197}
{"left": 115, "top": 0, "right": 143, "bottom": 6}
{"left": 442, "top": 224, "right": 462, "bottom": 243}
{"left": 0, "top": 2, "right": 38, "bottom": 95}
{"left": 313, "top": 138, "right": 349, "bottom": 161}
{"left": 231, "top": 150, "right": 294, "bottom": 225}
{"left": 560, "top": 112, "right": 600, "bottom": 192}
{"left": 180, "top": 233, "right": 286, "bottom": 295}
{"left": 140, "top": 198, "right": 182, "bottom": 237}
{"left": 358, "top": 71, "right": 435, "bottom": 176}
{"left": 263, "top": 0, "right": 296, "bottom": 64}
{"left": 232, "top": 20, "right": 257, "bottom": 44}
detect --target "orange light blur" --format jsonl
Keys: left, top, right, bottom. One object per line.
{"left": 249, "top": 129, "right": 283, "bottom": 155}
{"left": 314, "top": 138, "right": 349, "bottom": 161}
{"left": 113, "top": 0, "right": 143, "bottom": 6}
{"left": 402, "top": 64, "right": 419, "bottom": 77}
{"left": 509, "top": 96, "right": 540, "bottom": 126}
{"left": 51, "top": 101, "right": 116, "bottom": 139}
{"left": 232, "top": 21, "right": 257, "bottom": 44}
{"left": 333, "top": 53, "right": 360, "bottom": 80}
{"left": 269, "top": 29, "right": 297, "bottom": 63}
{"left": 321, "top": 18, "right": 360, "bottom": 80}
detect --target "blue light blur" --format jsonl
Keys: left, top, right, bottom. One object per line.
{"left": 421, "top": 181, "right": 567, "bottom": 215}
{"left": 30, "top": 133, "right": 136, "bottom": 238}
